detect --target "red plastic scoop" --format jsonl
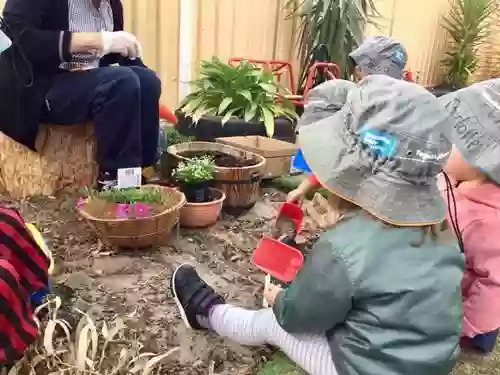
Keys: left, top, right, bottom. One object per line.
{"left": 276, "top": 202, "right": 304, "bottom": 234}
{"left": 251, "top": 237, "right": 304, "bottom": 283}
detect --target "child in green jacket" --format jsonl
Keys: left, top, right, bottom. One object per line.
{"left": 170, "top": 75, "right": 464, "bottom": 375}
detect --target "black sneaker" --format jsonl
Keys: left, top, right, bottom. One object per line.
{"left": 170, "top": 264, "right": 224, "bottom": 330}
{"left": 97, "top": 172, "right": 118, "bottom": 191}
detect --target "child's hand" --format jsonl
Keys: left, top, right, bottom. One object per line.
{"left": 286, "top": 188, "right": 305, "bottom": 203}
{"left": 263, "top": 283, "right": 283, "bottom": 306}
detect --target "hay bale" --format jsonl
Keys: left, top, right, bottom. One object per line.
{"left": 0, "top": 124, "right": 97, "bottom": 199}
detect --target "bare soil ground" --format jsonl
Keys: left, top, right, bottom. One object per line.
{"left": 2, "top": 189, "right": 498, "bottom": 375}
{"left": 1, "top": 189, "right": 291, "bottom": 374}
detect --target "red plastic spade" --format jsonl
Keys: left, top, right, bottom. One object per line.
{"left": 251, "top": 237, "right": 304, "bottom": 283}
{"left": 277, "top": 202, "right": 304, "bottom": 234}
{"left": 159, "top": 104, "right": 177, "bottom": 124}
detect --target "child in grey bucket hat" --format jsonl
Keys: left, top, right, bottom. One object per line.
{"left": 287, "top": 36, "right": 408, "bottom": 204}
{"left": 168, "top": 75, "right": 463, "bottom": 375}
{"left": 294, "top": 74, "right": 464, "bottom": 373}
{"left": 349, "top": 36, "right": 407, "bottom": 80}
{"left": 439, "top": 79, "right": 500, "bottom": 354}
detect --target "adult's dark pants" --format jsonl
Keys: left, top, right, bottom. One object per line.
{"left": 42, "top": 66, "right": 161, "bottom": 174}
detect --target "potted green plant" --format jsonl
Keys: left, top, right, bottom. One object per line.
{"left": 430, "top": 0, "right": 495, "bottom": 97}
{"left": 173, "top": 156, "right": 226, "bottom": 228}
{"left": 176, "top": 57, "right": 298, "bottom": 142}
{"left": 173, "top": 156, "right": 216, "bottom": 203}
{"left": 286, "top": 0, "right": 379, "bottom": 87}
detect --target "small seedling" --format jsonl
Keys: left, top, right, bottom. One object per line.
{"left": 173, "top": 156, "right": 215, "bottom": 185}
{"left": 84, "top": 187, "right": 164, "bottom": 204}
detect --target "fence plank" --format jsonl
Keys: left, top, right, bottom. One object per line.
{"left": 158, "top": 0, "right": 180, "bottom": 107}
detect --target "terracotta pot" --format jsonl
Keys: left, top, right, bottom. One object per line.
{"left": 180, "top": 188, "right": 226, "bottom": 228}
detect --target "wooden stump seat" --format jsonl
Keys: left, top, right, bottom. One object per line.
{"left": 0, "top": 123, "right": 97, "bottom": 199}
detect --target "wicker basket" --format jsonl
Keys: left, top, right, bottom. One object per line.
{"left": 77, "top": 185, "right": 186, "bottom": 249}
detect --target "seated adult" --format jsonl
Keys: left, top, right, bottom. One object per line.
{"left": 0, "top": 0, "right": 161, "bottom": 190}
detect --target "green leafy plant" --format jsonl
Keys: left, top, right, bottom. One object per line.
{"left": 173, "top": 157, "right": 215, "bottom": 185}
{"left": 441, "top": 0, "right": 496, "bottom": 88}
{"left": 178, "top": 57, "right": 298, "bottom": 137}
{"left": 84, "top": 187, "right": 164, "bottom": 204}
{"left": 286, "top": 0, "right": 380, "bottom": 83}
{"left": 4, "top": 296, "right": 179, "bottom": 375}
{"left": 165, "top": 126, "right": 194, "bottom": 147}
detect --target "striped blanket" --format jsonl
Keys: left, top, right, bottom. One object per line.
{"left": 0, "top": 207, "right": 49, "bottom": 363}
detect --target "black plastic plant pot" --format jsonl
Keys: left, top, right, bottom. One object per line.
{"left": 180, "top": 181, "right": 211, "bottom": 203}
{"left": 175, "top": 111, "right": 297, "bottom": 143}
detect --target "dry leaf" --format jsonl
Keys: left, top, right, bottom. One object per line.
{"left": 76, "top": 324, "right": 91, "bottom": 370}
{"left": 43, "top": 320, "right": 57, "bottom": 356}
{"left": 141, "top": 347, "right": 180, "bottom": 375}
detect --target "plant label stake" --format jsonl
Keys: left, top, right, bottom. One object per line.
{"left": 117, "top": 167, "right": 142, "bottom": 189}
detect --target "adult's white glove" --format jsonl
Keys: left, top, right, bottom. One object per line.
{"left": 101, "top": 31, "right": 142, "bottom": 59}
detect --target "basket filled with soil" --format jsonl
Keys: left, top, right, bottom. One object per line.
{"left": 77, "top": 185, "right": 186, "bottom": 249}
{"left": 216, "top": 136, "right": 297, "bottom": 179}
{"left": 173, "top": 156, "right": 226, "bottom": 227}
{"left": 167, "top": 142, "right": 266, "bottom": 213}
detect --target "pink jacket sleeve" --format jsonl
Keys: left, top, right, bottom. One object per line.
{"left": 461, "top": 219, "right": 500, "bottom": 337}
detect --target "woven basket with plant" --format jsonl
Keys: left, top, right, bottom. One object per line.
{"left": 77, "top": 185, "right": 186, "bottom": 249}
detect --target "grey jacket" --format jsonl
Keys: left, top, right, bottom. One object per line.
{"left": 273, "top": 213, "right": 464, "bottom": 375}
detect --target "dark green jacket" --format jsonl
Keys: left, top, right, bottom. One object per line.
{"left": 273, "top": 213, "right": 464, "bottom": 375}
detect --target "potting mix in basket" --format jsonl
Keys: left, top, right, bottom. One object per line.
{"left": 178, "top": 150, "right": 258, "bottom": 168}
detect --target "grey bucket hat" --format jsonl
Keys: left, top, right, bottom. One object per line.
{"left": 296, "top": 79, "right": 356, "bottom": 131}
{"left": 299, "top": 75, "right": 453, "bottom": 226}
{"left": 349, "top": 36, "right": 407, "bottom": 79}
{"left": 439, "top": 79, "right": 500, "bottom": 184}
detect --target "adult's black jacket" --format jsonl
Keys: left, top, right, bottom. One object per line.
{"left": 0, "top": 0, "right": 145, "bottom": 150}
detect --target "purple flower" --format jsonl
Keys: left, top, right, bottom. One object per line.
{"left": 133, "top": 203, "right": 151, "bottom": 218}
{"left": 115, "top": 203, "right": 130, "bottom": 219}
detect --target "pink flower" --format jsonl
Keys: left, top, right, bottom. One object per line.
{"left": 76, "top": 198, "right": 85, "bottom": 209}
{"left": 115, "top": 203, "right": 130, "bottom": 219}
{"left": 133, "top": 203, "right": 151, "bottom": 218}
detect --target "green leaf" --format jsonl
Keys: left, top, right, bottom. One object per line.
{"left": 259, "top": 83, "right": 277, "bottom": 93}
{"left": 221, "top": 108, "right": 239, "bottom": 125}
{"left": 260, "top": 107, "right": 275, "bottom": 137}
{"left": 244, "top": 102, "right": 258, "bottom": 122}
{"left": 239, "top": 90, "right": 253, "bottom": 102}
{"left": 182, "top": 95, "right": 204, "bottom": 114}
{"left": 218, "top": 97, "right": 233, "bottom": 114}
{"left": 192, "top": 104, "right": 211, "bottom": 123}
